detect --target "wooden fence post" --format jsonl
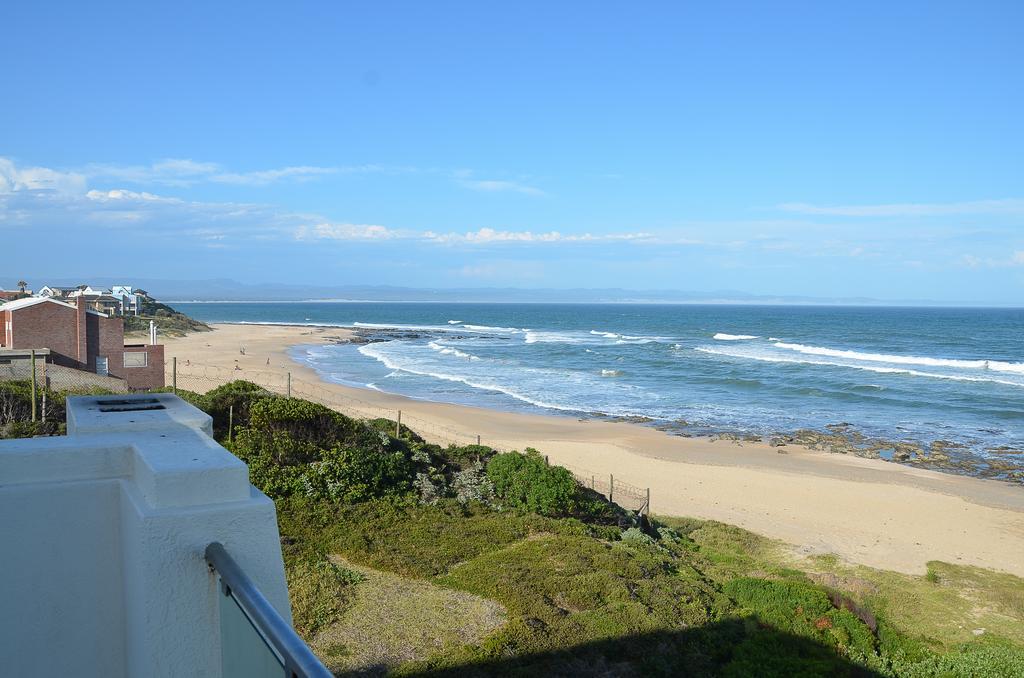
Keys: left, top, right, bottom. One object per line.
{"left": 287, "top": 372, "right": 292, "bottom": 398}
{"left": 228, "top": 405, "right": 234, "bottom": 443}
{"left": 645, "top": 487, "right": 651, "bottom": 516}
{"left": 476, "top": 434, "right": 481, "bottom": 446}
{"left": 609, "top": 474, "right": 614, "bottom": 504}
{"left": 30, "top": 349, "right": 37, "bottom": 422}
{"left": 396, "top": 410, "right": 402, "bottom": 438}
{"left": 172, "top": 357, "right": 177, "bottom": 394}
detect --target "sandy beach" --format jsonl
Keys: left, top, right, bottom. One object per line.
{"left": 160, "top": 323, "right": 1024, "bottom": 577}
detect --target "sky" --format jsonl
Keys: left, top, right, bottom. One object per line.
{"left": 1, "top": 1, "right": 1023, "bottom": 304}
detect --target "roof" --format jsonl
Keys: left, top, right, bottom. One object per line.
{"left": 0, "top": 296, "right": 108, "bottom": 317}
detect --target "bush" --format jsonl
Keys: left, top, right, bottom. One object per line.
{"left": 724, "top": 577, "right": 877, "bottom": 658}
{"left": 200, "top": 380, "right": 271, "bottom": 439}
{"left": 287, "top": 557, "right": 364, "bottom": 637}
{"left": 486, "top": 450, "right": 579, "bottom": 517}
{"left": 248, "top": 397, "right": 385, "bottom": 455}
{"left": 299, "top": 445, "right": 413, "bottom": 503}
{"left": 451, "top": 460, "right": 495, "bottom": 505}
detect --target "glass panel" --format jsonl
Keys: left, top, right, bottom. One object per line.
{"left": 219, "top": 584, "right": 285, "bottom": 678}
{"left": 124, "top": 351, "right": 148, "bottom": 368}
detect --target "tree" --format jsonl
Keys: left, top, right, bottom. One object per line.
{"left": 16, "top": 280, "right": 27, "bottom": 293}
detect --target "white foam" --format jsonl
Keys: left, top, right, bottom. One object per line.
{"left": 447, "top": 320, "right": 462, "bottom": 324}
{"left": 427, "top": 340, "right": 481, "bottom": 361}
{"left": 713, "top": 333, "right": 760, "bottom": 341}
{"left": 461, "top": 324, "right": 521, "bottom": 333}
{"left": 357, "top": 343, "right": 581, "bottom": 412}
{"left": 524, "top": 330, "right": 586, "bottom": 344}
{"left": 696, "top": 346, "right": 1023, "bottom": 387}
{"left": 352, "top": 321, "right": 456, "bottom": 332}
{"left": 601, "top": 369, "right": 623, "bottom": 377}
{"left": 773, "top": 342, "right": 1024, "bottom": 375}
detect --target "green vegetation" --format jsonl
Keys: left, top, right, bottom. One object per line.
{"left": 123, "top": 294, "right": 210, "bottom": 337}
{"left": 0, "top": 379, "right": 115, "bottom": 438}
{"left": 3, "top": 379, "right": 1023, "bottom": 676}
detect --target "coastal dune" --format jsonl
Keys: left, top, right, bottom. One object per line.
{"left": 160, "top": 323, "right": 1024, "bottom": 577}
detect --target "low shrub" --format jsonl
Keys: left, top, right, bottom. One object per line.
{"left": 287, "top": 557, "right": 364, "bottom": 638}
{"left": 486, "top": 449, "right": 579, "bottom": 517}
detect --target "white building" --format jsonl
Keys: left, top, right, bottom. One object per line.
{"left": 0, "top": 394, "right": 330, "bottom": 677}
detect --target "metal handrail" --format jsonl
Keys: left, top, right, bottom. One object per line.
{"left": 205, "top": 542, "right": 332, "bottom": 678}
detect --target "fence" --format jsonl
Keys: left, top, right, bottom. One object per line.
{"left": 1, "top": 354, "right": 651, "bottom": 515}
{"left": 168, "top": 360, "right": 652, "bottom": 515}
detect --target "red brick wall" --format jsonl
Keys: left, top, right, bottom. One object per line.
{"left": 122, "top": 344, "right": 165, "bottom": 390}
{"left": 76, "top": 297, "right": 88, "bottom": 366}
{"left": 7, "top": 302, "right": 81, "bottom": 368}
{"left": 98, "top": 315, "right": 125, "bottom": 377}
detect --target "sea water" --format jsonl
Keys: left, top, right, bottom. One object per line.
{"left": 175, "top": 302, "right": 1024, "bottom": 469}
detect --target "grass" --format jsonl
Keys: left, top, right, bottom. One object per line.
{"left": 278, "top": 500, "right": 887, "bottom": 676}
{"left": 310, "top": 556, "right": 505, "bottom": 676}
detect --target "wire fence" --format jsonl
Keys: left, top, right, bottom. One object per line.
{"left": 0, "top": 353, "right": 130, "bottom": 393}
{"left": 168, "top": 359, "right": 651, "bottom": 515}
{"left": 0, "top": 353, "right": 650, "bottom": 514}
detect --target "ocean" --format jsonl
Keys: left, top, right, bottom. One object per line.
{"left": 175, "top": 302, "right": 1024, "bottom": 476}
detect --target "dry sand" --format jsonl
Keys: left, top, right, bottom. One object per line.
{"left": 161, "top": 323, "right": 1024, "bottom": 577}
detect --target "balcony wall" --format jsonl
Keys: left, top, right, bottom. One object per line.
{"left": 0, "top": 394, "right": 291, "bottom": 678}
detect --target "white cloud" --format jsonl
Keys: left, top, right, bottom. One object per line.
{"left": 86, "top": 189, "right": 182, "bottom": 203}
{"left": 778, "top": 199, "right": 1024, "bottom": 217}
{"left": 960, "top": 251, "right": 1024, "bottom": 269}
{"left": 85, "top": 158, "right": 338, "bottom": 187}
{"left": 296, "top": 222, "right": 399, "bottom": 241}
{"left": 425, "top": 228, "right": 653, "bottom": 244}
{"left": 458, "top": 179, "right": 545, "bottom": 196}
{"left": 210, "top": 166, "right": 338, "bottom": 185}
{"left": 0, "top": 157, "right": 87, "bottom": 194}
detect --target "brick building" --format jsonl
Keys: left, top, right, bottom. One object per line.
{"left": 0, "top": 296, "right": 164, "bottom": 390}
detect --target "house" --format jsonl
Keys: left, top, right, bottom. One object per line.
{"left": 0, "top": 290, "right": 26, "bottom": 302}
{"left": 0, "top": 296, "right": 164, "bottom": 390}
{"left": 111, "top": 285, "right": 141, "bottom": 316}
{"left": 36, "top": 285, "right": 78, "bottom": 299}
{"left": 68, "top": 291, "right": 123, "bottom": 317}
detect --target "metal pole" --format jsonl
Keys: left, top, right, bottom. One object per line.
{"left": 172, "top": 356, "right": 177, "bottom": 394}
{"left": 30, "top": 349, "right": 37, "bottom": 422}
{"left": 204, "top": 543, "right": 333, "bottom": 678}
{"left": 287, "top": 372, "right": 292, "bottom": 398}
{"left": 228, "top": 404, "right": 234, "bottom": 443}
{"left": 396, "top": 410, "right": 402, "bottom": 438}
{"left": 41, "top": 389, "right": 47, "bottom": 423}
{"left": 609, "top": 474, "right": 614, "bottom": 503}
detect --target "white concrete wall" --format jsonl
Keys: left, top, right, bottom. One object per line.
{"left": 0, "top": 394, "right": 292, "bottom": 678}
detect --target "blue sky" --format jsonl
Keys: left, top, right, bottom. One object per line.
{"left": 2, "top": 1, "right": 1022, "bottom": 303}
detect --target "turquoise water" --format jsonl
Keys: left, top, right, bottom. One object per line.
{"left": 176, "top": 302, "right": 1024, "bottom": 466}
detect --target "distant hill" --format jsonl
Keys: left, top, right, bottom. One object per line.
{"left": 123, "top": 295, "right": 211, "bottom": 337}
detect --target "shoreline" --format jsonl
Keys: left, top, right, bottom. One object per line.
{"left": 160, "top": 323, "right": 1024, "bottom": 577}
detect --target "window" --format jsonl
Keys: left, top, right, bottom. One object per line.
{"left": 124, "top": 351, "right": 148, "bottom": 368}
